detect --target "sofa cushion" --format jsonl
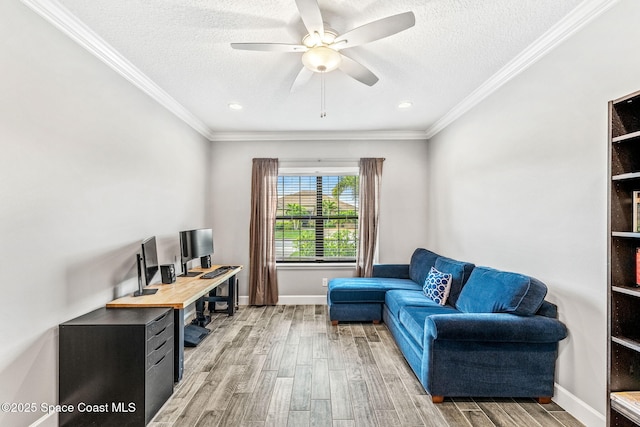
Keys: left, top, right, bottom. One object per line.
{"left": 372, "top": 264, "right": 410, "bottom": 279}
{"left": 423, "top": 267, "right": 452, "bottom": 305}
{"left": 455, "top": 267, "right": 547, "bottom": 316}
{"left": 536, "top": 300, "right": 558, "bottom": 319}
{"left": 399, "top": 305, "right": 460, "bottom": 348}
{"left": 408, "top": 248, "right": 440, "bottom": 286}
{"left": 386, "top": 289, "right": 443, "bottom": 320}
{"left": 434, "top": 256, "right": 475, "bottom": 307}
{"left": 328, "top": 277, "right": 421, "bottom": 304}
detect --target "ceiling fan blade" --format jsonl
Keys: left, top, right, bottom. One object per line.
{"left": 333, "top": 11, "right": 415, "bottom": 49}
{"left": 231, "top": 43, "right": 307, "bottom": 52}
{"left": 295, "top": 0, "right": 324, "bottom": 38}
{"left": 338, "top": 54, "right": 379, "bottom": 86}
{"left": 290, "top": 67, "right": 314, "bottom": 92}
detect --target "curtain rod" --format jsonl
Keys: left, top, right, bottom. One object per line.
{"left": 279, "top": 158, "right": 358, "bottom": 162}
{"left": 278, "top": 158, "right": 385, "bottom": 162}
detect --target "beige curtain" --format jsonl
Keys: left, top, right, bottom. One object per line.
{"left": 249, "top": 158, "right": 279, "bottom": 305}
{"left": 356, "top": 158, "right": 384, "bottom": 277}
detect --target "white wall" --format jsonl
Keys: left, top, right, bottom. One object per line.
{"left": 426, "top": 1, "right": 640, "bottom": 425}
{"left": 7, "top": 0, "right": 631, "bottom": 425}
{"left": 208, "top": 139, "right": 429, "bottom": 302}
{"left": 0, "top": 2, "right": 210, "bottom": 426}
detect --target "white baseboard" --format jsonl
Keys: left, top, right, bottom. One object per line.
{"left": 238, "top": 295, "right": 327, "bottom": 305}
{"left": 553, "top": 383, "right": 605, "bottom": 427}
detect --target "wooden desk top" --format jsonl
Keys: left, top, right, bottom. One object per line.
{"left": 106, "top": 265, "right": 243, "bottom": 310}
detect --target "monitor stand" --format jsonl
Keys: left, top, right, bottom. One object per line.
{"left": 133, "top": 254, "right": 159, "bottom": 297}
{"left": 180, "top": 263, "right": 202, "bottom": 277}
{"left": 134, "top": 288, "right": 158, "bottom": 296}
{"left": 179, "top": 272, "right": 201, "bottom": 277}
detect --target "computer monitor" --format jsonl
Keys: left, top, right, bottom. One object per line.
{"left": 141, "top": 236, "right": 159, "bottom": 286}
{"left": 179, "top": 228, "right": 214, "bottom": 277}
{"left": 134, "top": 236, "right": 159, "bottom": 296}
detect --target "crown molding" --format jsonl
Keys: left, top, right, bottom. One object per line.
{"left": 424, "top": 0, "right": 620, "bottom": 139}
{"left": 209, "top": 130, "right": 428, "bottom": 142}
{"left": 21, "top": 0, "right": 215, "bottom": 141}
{"left": 21, "top": 0, "right": 618, "bottom": 143}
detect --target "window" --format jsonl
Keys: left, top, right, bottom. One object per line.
{"left": 276, "top": 174, "right": 358, "bottom": 263}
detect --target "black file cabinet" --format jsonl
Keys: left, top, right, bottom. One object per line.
{"left": 59, "top": 307, "right": 174, "bottom": 426}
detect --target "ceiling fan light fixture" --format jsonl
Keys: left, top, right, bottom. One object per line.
{"left": 302, "top": 46, "right": 342, "bottom": 73}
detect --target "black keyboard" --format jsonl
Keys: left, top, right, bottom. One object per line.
{"left": 200, "top": 266, "right": 238, "bottom": 280}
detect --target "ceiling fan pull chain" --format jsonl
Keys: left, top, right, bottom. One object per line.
{"left": 320, "top": 71, "right": 326, "bottom": 118}
{"left": 320, "top": 71, "right": 323, "bottom": 118}
{"left": 320, "top": 71, "right": 322, "bottom": 117}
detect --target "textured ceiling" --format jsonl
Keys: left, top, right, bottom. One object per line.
{"left": 56, "top": 0, "right": 584, "bottom": 135}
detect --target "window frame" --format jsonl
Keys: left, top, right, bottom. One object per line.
{"left": 276, "top": 165, "right": 359, "bottom": 264}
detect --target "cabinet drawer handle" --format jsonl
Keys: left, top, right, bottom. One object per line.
{"left": 154, "top": 354, "right": 166, "bottom": 366}
{"left": 154, "top": 340, "right": 167, "bottom": 352}
{"left": 154, "top": 327, "right": 167, "bottom": 337}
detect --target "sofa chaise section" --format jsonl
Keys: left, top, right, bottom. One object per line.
{"left": 327, "top": 277, "right": 421, "bottom": 324}
{"left": 327, "top": 248, "right": 473, "bottom": 325}
{"left": 327, "top": 248, "right": 568, "bottom": 403}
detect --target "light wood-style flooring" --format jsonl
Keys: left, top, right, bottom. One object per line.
{"left": 150, "top": 305, "right": 583, "bottom": 427}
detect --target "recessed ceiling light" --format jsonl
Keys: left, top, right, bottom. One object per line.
{"left": 397, "top": 101, "right": 413, "bottom": 109}
{"left": 228, "top": 103, "right": 243, "bottom": 110}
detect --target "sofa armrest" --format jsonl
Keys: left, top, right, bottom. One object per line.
{"left": 425, "top": 313, "right": 567, "bottom": 344}
{"left": 372, "top": 264, "right": 410, "bottom": 279}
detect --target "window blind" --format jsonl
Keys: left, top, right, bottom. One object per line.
{"left": 275, "top": 174, "right": 358, "bottom": 263}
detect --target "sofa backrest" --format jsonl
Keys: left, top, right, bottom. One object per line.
{"left": 455, "top": 266, "right": 548, "bottom": 316}
{"left": 408, "top": 248, "right": 475, "bottom": 307}
{"left": 434, "top": 256, "right": 475, "bottom": 307}
{"left": 536, "top": 300, "right": 558, "bottom": 318}
{"left": 409, "top": 248, "right": 440, "bottom": 285}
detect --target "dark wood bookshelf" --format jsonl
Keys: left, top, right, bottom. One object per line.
{"left": 613, "top": 172, "right": 640, "bottom": 182}
{"left": 613, "top": 130, "right": 640, "bottom": 144}
{"left": 609, "top": 88, "right": 640, "bottom": 426}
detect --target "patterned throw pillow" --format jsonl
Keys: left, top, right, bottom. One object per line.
{"left": 423, "top": 266, "right": 453, "bottom": 306}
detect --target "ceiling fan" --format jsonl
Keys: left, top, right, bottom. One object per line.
{"left": 230, "top": 0, "right": 415, "bottom": 92}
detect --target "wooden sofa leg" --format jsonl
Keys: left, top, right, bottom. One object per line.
{"left": 372, "top": 320, "right": 380, "bottom": 324}
{"left": 537, "top": 397, "right": 552, "bottom": 404}
{"left": 431, "top": 395, "right": 444, "bottom": 403}
{"left": 331, "top": 320, "right": 338, "bottom": 326}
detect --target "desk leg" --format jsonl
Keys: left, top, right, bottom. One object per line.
{"left": 228, "top": 275, "right": 235, "bottom": 316}
{"left": 194, "top": 297, "right": 211, "bottom": 327}
{"left": 173, "top": 308, "right": 184, "bottom": 382}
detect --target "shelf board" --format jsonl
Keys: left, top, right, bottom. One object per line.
{"left": 612, "top": 336, "right": 640, "bottom": 353}
{"left": 612, "top": 172, "right": 640, "bottom": 181}
{"left": 613, "top": 285, "right": 640, "bottom": 298}
{"left": 612, "top": 231, "right": 640, "bottom": 238}
{"left": 613, "top": 130, "right": 640, "bottom": 143}
{"left": 611, "top": 393, "right": 640, "bottom": 425}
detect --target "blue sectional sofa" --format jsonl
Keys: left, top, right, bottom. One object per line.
{"left": 327, "top": 248, "right": 568, "bottom": 403}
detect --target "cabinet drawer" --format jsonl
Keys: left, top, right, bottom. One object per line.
{"left": 146, "top": 309, "right": 172, "bottom": 339}
{"left": 147, "top": 319, "right": 173, "bottom": 356}
{"left": 145, "top": 347, "right": 174, "bottom": 423}
{"left": 147, "top": 335, "right": 173, "bottom": 369}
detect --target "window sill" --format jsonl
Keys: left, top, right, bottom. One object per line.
{"left": 276, "top": 263, "right": 356, "bottom": 270}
